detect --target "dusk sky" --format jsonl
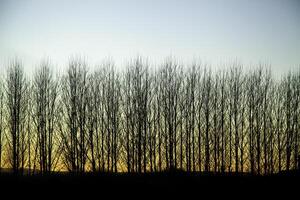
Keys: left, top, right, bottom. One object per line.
{"left": 0, "top": 0, "right": 299, "bottom": 75}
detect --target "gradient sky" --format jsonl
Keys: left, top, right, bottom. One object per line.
{"left": 0, "top": 0, "right": 299, "bottom": 75}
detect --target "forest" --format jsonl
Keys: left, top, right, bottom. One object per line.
{"left": 0, "top": 57, "right": 299, "bottom": 176}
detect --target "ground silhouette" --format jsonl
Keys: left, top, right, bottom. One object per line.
{"left": 0, "top": 170, "right": 299, "bottom": 199}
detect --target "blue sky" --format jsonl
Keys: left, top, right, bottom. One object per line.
{"left": 0, "top": 0, "right": 299, "bottom": 75}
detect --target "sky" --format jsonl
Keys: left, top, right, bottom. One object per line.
{"left": 0, "top": 0, "right": 299, "bottom": 75}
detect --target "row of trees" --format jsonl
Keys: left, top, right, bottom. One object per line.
{"left": 0, "top": 58, "right": 299, "bottom": 175}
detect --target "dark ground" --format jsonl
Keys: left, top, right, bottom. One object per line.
{"left": 0, "top": 170, "right": 299, "bottom": 199}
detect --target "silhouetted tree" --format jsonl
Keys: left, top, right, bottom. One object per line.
{"left": 60, "top": 58, "right": 88, "bottom": 173}
{"left": 219, "top": 71, "right": 228, "bottom": 173}
{"left": 32, "top": 61, "right": 60, "bottom": 174}
{"left": 0, "top": 58, "right": 299, "bottom": 175}
{"left": 203, "top": 68, "right": 212, "bottom": 172}
{"left": 160, "top": 59, "right": 182, "bottom": 170}
{"left": 5, "top": 60, "right": 29, "bottom": 175}
{"left": 0, "top": 79, "right": 4, "bottom": 172}
{"left": 103, "top": 62, "right": 121, "bottom": 172}
{"left": 229, "top": 66, "right": 243, "bottom": 173}
{"left": 184, "top": 65, "right": 197, "bottom": 171}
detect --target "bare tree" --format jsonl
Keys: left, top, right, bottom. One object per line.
{"left": 219, "top": 71, "right": 228, "bottom": 173}
{"left": 86, "top": 70, "right": 101, "bottom": 172}
{"left": 203, "top": 68, "right": 212, "bottom": 172}
{"left": 159, "top": 59, "right": 182, "bottom": 170}
{"left": 122, "top": 57, "right": 152, "bottom": 172}
{"left": 292, "top": 71, "right": 300, "bottom": 171}
{"left": 229, "top": 66, "right": 243, "bottom": 173}
{"left": 1, "top": 58, "right": 300, "bottom": 175}
{"left": 184, "top": 65, "right": 197, "bottom": 171}
{"left": 103, "top": 62, "right": 121, "bottom": 172}
{"left": 60, "top": 58, "right": 88, "bottom": 173}
{"left": 5, "top": 60, "right": 29, "bottom": 175}
{"left": 0, "top": 79, "right": 4, "bottom": 172}
{"left": 32, "top": 61, "right": 60, "bottom": 174}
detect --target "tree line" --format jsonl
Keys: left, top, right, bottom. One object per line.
{"left": 0, "top": 58, "right": 299, "bottom": 175}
